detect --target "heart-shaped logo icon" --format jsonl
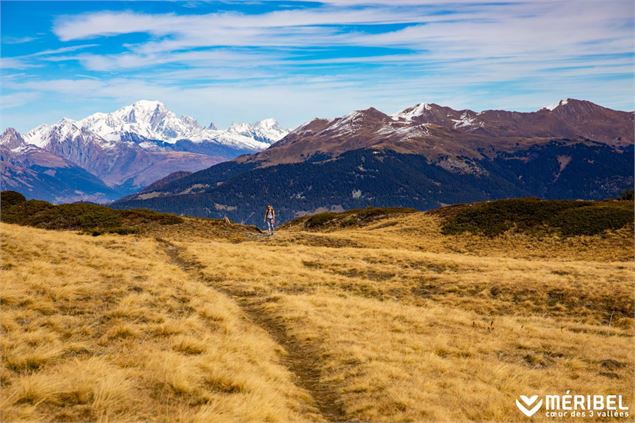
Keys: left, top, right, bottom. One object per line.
{"left": 516, "top": 395, "right": 543, "bottom": 417}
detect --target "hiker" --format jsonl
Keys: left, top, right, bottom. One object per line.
{"left": 264, "top": 204, "right": 276, "bottom": 235}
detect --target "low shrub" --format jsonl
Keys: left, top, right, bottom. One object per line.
{"left": 440, "top": 198, "right": 633, "bottom": 237}
{"left": 0, "top": 191, "right": 183, "bottom": 234}
{"left": 549, "top": 204, "right": 634, "bottom": 236}
{"left": 302, "top": 207, "right": 417, "bottom": 230}
{"left": 1, "top": 191, "right": 26, "bottom": 208}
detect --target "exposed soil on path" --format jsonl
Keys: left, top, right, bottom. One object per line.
{"left": 158, "top": 238, "right": 348, "bottom": 422}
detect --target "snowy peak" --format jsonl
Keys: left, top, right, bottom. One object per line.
{"left": 0, "top": 128, "right": 27, "bottom": 151}
{"left": 24, "top": 124, "right": 53, "bottom": 148}
{"left": 21, "top": 100, "right": 286, "bottom": 152}
{"left": 258, "top": 118, "right": 279, "bottom": 130}
{"left": 52, "top": 118, "right": 81, "bottom": 138}
{"left": 79, "top": 99, "right": 201, "bottom": 142}
{"left": 131, "top": 99, "right": 167, "bottom": 112}
{"left": 393, "top": 103, "right": 432, "bottom": 121}
{"left": 336, "top": 108, "right": 388, "bottom": 124}
{"left": 115, "top": 100, "right": 170, "bottom": 126}
{"left": 1, "top": 128, "right": 23, "bottom": 143}
{"left": 228, "top": 118, "right": 288, "bottom": 144}
{"left": 74, "top": 100, "right": 286, "bottom": 148}
{"left": 228, "top": 122, "right": 253, "bottom": 134}
{"left": 544, "top": 98, "right": 571, "bottom": 111}
{"left": 25, "top": 118, "right": 113, "bottom": 150}
{"left": 391, "top": 102, "right": 482, "bottom": 130}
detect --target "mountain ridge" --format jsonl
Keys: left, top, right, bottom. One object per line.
{"left": 25, "top": 100, "right": 288, "bottom": 151}
{"left": 244, "top": 98, "right": 633, "bottom": 168}
{"left": 2, "top": 101, "right": 289, "bottom": 202}
{"left": 113, "top": 99, "right": 634, "bottom": 225}
{"left": 0, "top": 129, "right": 118, "bottom": 203}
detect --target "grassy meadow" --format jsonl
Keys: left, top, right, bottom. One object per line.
{"left": 0, "top": 201, "right": 633, "bottom": 422}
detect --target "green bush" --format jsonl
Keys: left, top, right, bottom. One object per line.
{"left": 549, "top": 204, "right": 634, "bottom": 236}
{"left": 619, "top": 189, "right": 634, "bottom": 201}
{"left": 441, "top": 198, "right": 633, "bottom": 237}
{"left": 302, "top": 207, "right": 416, "bottom": 230}
{"left": 0, "top": 191, "right": 183, "bottom": 234}
{"left": 1, "top": 191, "right": 26, "bottom": 208}
{"left": 1, "top": 199, "right": 56, "bottom": 224}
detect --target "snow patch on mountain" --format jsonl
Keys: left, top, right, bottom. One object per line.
{"left": 451, "top": 112, "right": 478, "bottom": 128}
{"left": 544, "top": 98, "right": 570, "bottom": 111}
{"left": 392, "top": 103, "right": 431, "bottom": 121}
{"left": 329, "top": 111, "right": 363, "bottom": 134}
{"left": 1, "top": 128, "right": 29, "bottom": 152}
{"left": 227, "top": 118, "right": 287, "bottom": 144}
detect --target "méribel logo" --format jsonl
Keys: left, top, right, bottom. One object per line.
{"left": 516, "top": 395, "right": 543, "bottom": 417}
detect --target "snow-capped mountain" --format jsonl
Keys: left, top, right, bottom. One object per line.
{"left": 0, "top": 128, "right": 29, "bottom": 151}
{"left": 5, "top": 100, "right": 290, "bottom": 202}
{"left": 392, "top": 103, "right": 432, "bottom": 122}
{"left": 544, "top": 98, "right": 570, "bottom": 111}
{"left": 25, "top": 100, "right": 287, "bottom": 152}
{"left": 76, "top": 100, "right": 285, "bottom": 150}
{"left": 250, "top": 98, "right": 634, "bottom": 168}
{"left": 1, "top": 128, "right": 118, "bottom": 203}
{"left": 26, "top": 118, "right": 117, "bottom": 150}
{"left": 228, "top": 118, "right": 288, "bottom": 144}
{"left": 391, "top": 103, "right": 482, "bottom": 130}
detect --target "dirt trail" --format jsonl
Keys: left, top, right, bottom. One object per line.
{"left": 157, "top": 238, "right": 347, "bottom": 423}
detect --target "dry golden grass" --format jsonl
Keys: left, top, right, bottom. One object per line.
{"left": 1, "top": 210, "right": 633, "bottom": 422}
{"left": 0, "top": 223, "right": 321, "bottom": 422}
{"left": 281, "top": 212, "right": 634, "bottom": 261}
{"left": 178, "top": 213, "right": 633, "bottom": 422}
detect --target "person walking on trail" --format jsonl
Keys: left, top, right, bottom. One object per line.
{"left": 264, "top": 204, "right": 276, "bottom": 235}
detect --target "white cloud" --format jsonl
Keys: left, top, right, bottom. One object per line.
{"left": 0, "top": 57, "right": 37, "bottom": 70}
{"left": 2, "top": 35, "right": 38, "bottom": 44}
{"left": 2, "top": 0, "right": 633, "bottom": 130}
{"left": 72, "top": 49, "right": 285, "bottom": 71}
{"left": 25, "top": 44, "right": 99, "bottom": 58}
{"left": 46, "top": 1, "right": 633, "bottom": 76}
{"left": 0, "top": 92, "right": 39, "bottom": 109}
{"left": 53, "top": 7, "right": 438, "bottom": 41}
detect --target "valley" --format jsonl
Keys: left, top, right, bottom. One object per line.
{"left": 1, "top": 201, "right": 632, "bottom": 422}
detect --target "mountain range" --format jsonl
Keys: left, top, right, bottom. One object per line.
{"left": 113, "top": 99, "right": 634, "bottom": 225}
{"left": 1, "top": 100, "right": 288, "bottom": 202}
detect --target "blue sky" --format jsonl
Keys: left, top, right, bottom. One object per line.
{"left": 1, "top": 0, "right": 634, "bottom": 132}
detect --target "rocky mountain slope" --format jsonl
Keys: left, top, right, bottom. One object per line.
{"left": 113, "top": 99, "right": 634, "bottom": 225}
{"left": 2, "top": 101, "right": 288, "bottom": 202}
{"left": 248, "top": 99, "right": 631, "bottom": 167}
{"left": 0, "top": 129, "right": 116, "bottom": 203}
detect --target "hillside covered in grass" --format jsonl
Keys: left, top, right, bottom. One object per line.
{"left": 285, "top": 207, "right": 418, "bottom": 230}
{"left": 437, "top": 197, "right": 634, "bottom": 237}
{"left": 1, "top": 202, "right": 633, "bottom": 422}
{"left": 1, "top": 190, "right": 183, "bottom": 235}
{"left": 2, "top": 193, "right": 634, "bottom": 422}
{"left": 283, "top": 198, "right": 633, "bottom": 239}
